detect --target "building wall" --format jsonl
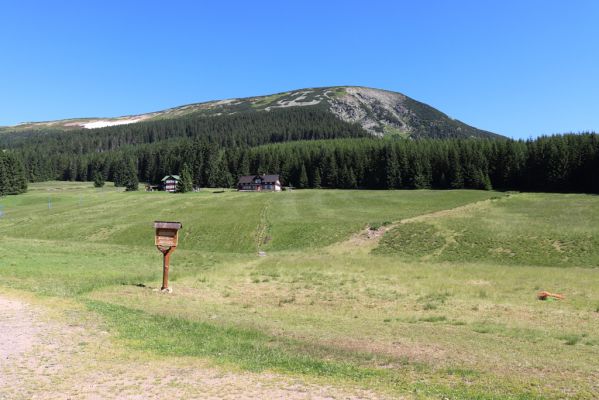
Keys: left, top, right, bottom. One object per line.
{"left": 164, "top": 179, "right": 178, "bottom": 192}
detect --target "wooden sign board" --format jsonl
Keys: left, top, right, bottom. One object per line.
{"left": 154, "top": 221, "right": 182, "bottom": 247}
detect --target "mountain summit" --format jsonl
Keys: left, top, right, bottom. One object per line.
{"left": 4, "top": 86, "right": 502, "bottom": 139}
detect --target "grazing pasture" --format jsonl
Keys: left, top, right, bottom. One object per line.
{"left": 0, "top": 182, "right": 597, "bottom": 399}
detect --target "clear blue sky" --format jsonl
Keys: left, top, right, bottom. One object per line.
{"left": 1, "top": 0, "right": 598, "bottom": 138}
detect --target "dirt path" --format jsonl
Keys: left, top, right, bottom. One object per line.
{"left": 0, "top": 294, "right": 389, "bottom": 400}
{"left": 331, "top": 196, "right": 505, "bottom": 254}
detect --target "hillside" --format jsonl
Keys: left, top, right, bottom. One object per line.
{"left": 0, "top": 86, "right": 502, "bottom": 140}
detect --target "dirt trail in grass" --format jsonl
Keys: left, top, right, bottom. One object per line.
{"left": 334, "top": 196, "right": 507, "bottom": 252}
{"left": 0, "top": 294, "right": 389, "bottom": 400}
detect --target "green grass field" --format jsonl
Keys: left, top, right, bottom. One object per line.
{"left": 1, "top": 182, "right": 598, "bottom": 399}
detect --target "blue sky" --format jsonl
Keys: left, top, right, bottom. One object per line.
{"left": 1, "top": 0, "right": 597, "bottom": 138}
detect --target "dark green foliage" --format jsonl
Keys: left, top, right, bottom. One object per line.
{"left": 298, "top": 164, "right": 309, "bottom": 189}
{"left": 207, "top": 150, "right": 233, "bottom": 188}
{"left": 177, "top": 163, "right": 193, "bottom": 193}
{"left": 93, "top": 171, "right": 105, "bottom": 188}
{"left": 124, "top": 159, "right": 139, "bottom": 191}
{"left": 1, "top": 106, "right": 367, "bottom": 161}
{"left": 13, "top": 133, "right": 599, "bottom": 193}
{"left": 0, "top": 152, "right": 27, "bottom": 195}
{"left": 312, "top": 168, "right": 322, "bottom": 189}
{"left": 384, "top": 146, "right": 401, "bottom": 189}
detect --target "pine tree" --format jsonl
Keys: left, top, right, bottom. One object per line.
{"left": 298, "top": 164, "right": 308, "bottom": 188}
{"left": 177, "top": 163, "right": 193, "bottom": 193}
{"left": 238, "top": 151, "right": 250, "bottom": 176}
{"left": 448, "top": 148, "right": 464, "bottom": 189}
{"left": 207, "top": 151, "right": 233, "bottom": 188}
{"left": 323, "top": 155, "right": 338, "bottom": 188}
{"left": 0, "top": 157, "right": 8, "bottom": 196}
{"left": 0, "top": 153, "right": 28, "bottom": 195}
{"left": 112, "top": 158, "right": 126, "bottom": 187}
{"left": 124, "top": 159, "right": 139, "bottom": 191}
{"left": 93, "top": 171, "right": 105, "bottom": 188}
{"left": 384, "top": 146, "right": 401, "bottom": 189}
{"left": 312, "top": 168, "right": 322, "bottom": 188}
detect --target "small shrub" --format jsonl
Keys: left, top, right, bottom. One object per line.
{"left": 93, "top": 172, "right": 105, "bottom": 188}
{"left": 369, "top": 222, "right": 382, "bottom": 231}
{"left": 445, "top": 367, "right": 480, "bottom": 377}
{"left": 278, "top": 294, "right": 296, "bottom": 306}
{"left": 473, "top": 326, "right": 491, "bottom": 334}
{"left": 419, "top": 315, "right": 447, "bottom": 323}
{"left": 559, "top": 334, "right": 581, "bottom": 345}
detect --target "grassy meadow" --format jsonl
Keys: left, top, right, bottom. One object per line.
{"left": 1, "top": 182, "right": 598, "bottom": 399}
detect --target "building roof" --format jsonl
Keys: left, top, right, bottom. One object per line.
{"left": 161, "top": 175, "right": 181, "bottom": 182}
{"left": 237, "top": 175, "right": 257, "bottom": 184}
{"left": 237, "top": 174, "right": 280, "bottom": 184}
{"left": 262, "top": 175, "right": 280, "bottom": 182}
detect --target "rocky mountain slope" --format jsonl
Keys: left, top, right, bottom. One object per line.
{"left": 1, "top": 86, "right": 502, "bottom": 139}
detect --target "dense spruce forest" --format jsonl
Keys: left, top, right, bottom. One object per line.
{"left": 0, "top": 106, "right": 598, "bottom": 194}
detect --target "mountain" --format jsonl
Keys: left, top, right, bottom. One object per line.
{"left": 1, "top": 86, "right": 597, "bottom": 194}
{"left": 1, "top": 86, "right": 503, "bottom": 139}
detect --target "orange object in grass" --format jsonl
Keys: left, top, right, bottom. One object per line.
{"left": 537, "top": 291, "right": 565, "bottom": 300}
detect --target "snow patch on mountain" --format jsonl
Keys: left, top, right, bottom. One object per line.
{"left": 80, "top": 118, "right": 146, "bottom": 129}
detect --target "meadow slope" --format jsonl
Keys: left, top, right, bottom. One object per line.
{"left": 0, "top": 182, "right": 598, "bottom": 399}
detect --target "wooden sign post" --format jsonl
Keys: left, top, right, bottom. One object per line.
{"left": 153, "top": 221, "right": 182, "bottom": 292}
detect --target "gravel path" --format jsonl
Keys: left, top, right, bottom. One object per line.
{"left": 0, "top": 297, "right": 43, "bottom": 365}
{"left": 0, "top": 295, "right": 388, "bottom": 399}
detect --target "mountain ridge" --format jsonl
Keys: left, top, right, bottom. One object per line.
{"left": 1, "top": 86, "right": 503, "bottom": 139}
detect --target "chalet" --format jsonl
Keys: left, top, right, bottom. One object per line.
{"left": 237, "top": 174, "right": 282, "bottom": 192}
{"left": 161, "top": 175, "right": 180, "bottom": 192}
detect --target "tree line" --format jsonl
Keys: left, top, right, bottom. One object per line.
{"left": 10, "top": 133, "right": 599, "bottom": 193}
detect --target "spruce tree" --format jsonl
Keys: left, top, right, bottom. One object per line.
{"left": 323, "top": 155, "right": 338, "bottom": 188}
{"left": 312, "top": 168, "right": 322, "bottom": 188}
{"left": 448, "top": 148, "right": 464, "bottom": 189}
{"left": 0, "top": 157, "right": 8, "bottom": 196}
{"left": 124, "top": 160, "right": 139, "bottom": 191}
{"left": 207, "top": 151, "right": 233, "bottom": 188}
{"left": 298, "top": 164, "right": 308, "bottom": 188}
{"left": 93, "top": 171, "right": 105, "bottom": 188}
{"left": 384, "top": 146, "right": 401, "bottom": 189}
{"left": 177, "top": 163, "right": 193, "bottom": 193}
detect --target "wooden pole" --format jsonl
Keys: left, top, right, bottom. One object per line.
{"left": 162, "top": 249, "right": 170, "bottom": 290}
{"left": 158, "top": 246, "right": 176, "bottom": 291}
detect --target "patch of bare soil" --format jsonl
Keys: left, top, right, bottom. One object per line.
{"left": 0, "top": 295, "right": 390, "bottom": 400}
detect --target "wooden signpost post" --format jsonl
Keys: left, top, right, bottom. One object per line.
{"left": 154, "top": 221, "right": 182, "bottom": 292}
